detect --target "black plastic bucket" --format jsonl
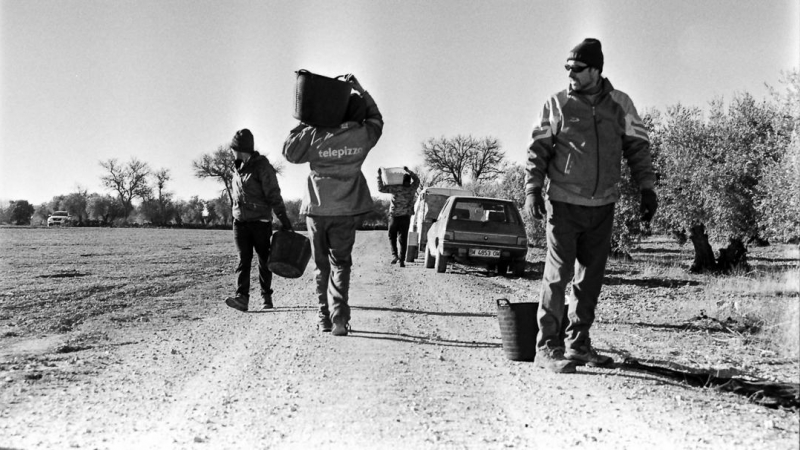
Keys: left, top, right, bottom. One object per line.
{"left": 293, "top": 70, "right": 352, "bottom": 128}
{"left": 496, "top": 299, "right": 570, "bottom": 361}
{"left": 496, "top": 299, "right": 539, "bottom": 361}
{"left": 268, "top": 231, "right": 312, "bottom": 279}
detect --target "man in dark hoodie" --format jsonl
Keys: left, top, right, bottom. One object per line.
{"left": 224, "top": 128, "right": 293, "bottom": 313}
{"left": 283, "top": 74, "right": 383, "bottom": 336}
{"left": 524, "top": 39, "right": 658, "bottom": 373}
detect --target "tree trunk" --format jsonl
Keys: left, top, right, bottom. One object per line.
{"left": 716, "top": 237, "right": 749, "bottom": 274}
{"left": 689, "top": 224, "right": 717, "bottom": 273}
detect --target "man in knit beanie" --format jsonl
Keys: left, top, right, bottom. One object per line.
{"left": 524, "top": 38, "right": 659, "bottom": 373}
{"left": 224, "top": 128, "right": 294, "bottom": 313}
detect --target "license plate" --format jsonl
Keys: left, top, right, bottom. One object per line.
{"left": 469, "top": 248, "right": 500, "bottom": 258}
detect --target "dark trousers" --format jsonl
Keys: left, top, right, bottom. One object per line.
{"left": 233, "top": 219, "right": 273, "bottom": 300}
{"left": 388, "top": 215, "right": 411, "bottom": 259}
{"left": 306, "top": 215, "right": 359, "bottom": 323}
{"left": 537, "top": 201, "right": 615, "bottom": 351}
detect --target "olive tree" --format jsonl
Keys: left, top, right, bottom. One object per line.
{"left": 757, "top": 70, "right": 800, "bottom": 243}
{"left": 651, "top": 93, "right": 791, "bottom": 273}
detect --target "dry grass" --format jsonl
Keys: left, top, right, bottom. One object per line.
{"left": 634, "top": 238, "right": 800, "bottom": 359}
{"left": 704, "top": 267, "right": 800, "bottom": 359}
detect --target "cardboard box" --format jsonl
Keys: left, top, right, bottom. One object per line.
{"left": 381, "top": 167, "right": 406, "bottom": 186}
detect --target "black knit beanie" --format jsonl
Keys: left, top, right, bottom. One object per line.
{"left": 231, "top": 129, "right": 254, "bottom": 153}
{"left": 343, "top": 94, "right": 367, "bottom": 124}
{"left": 568, "top": 38, "right": 604, "bottom": 72}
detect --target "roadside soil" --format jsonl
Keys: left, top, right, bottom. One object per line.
{"left": 0, "top": 229, "right": 798, "bottom": 449}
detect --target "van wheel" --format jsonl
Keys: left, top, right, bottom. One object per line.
{"left": 435, "top": 250, "right": 447, "bottom": 273}
{"left": 512, "top": 259, "right": 526, "bottom": 277}
{"left": 424, "top": 247, "right": 435, "bottom": 269}
{"left": 496, "top": 262, "right": 508, "bottom": 275}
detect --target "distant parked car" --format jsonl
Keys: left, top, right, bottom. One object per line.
{"left": 406, "top": 186, "right": 473, "bottom": 261}
{"left": 424, "top": 196, "right": 528, "bottom": 276}
{"left": 47, "top": 211, "right": 72, "bottom": 227}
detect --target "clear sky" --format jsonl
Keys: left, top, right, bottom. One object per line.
{"left": 2, "top": 0, "right": 798, "bottom": 206}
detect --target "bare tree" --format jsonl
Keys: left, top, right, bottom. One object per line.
{"left": 422, "top": 135, "right": 473, "bottom": 186}
{"left": 193, "top": 145, "right": 235, "bottom": 205}
{"left": 99, "top": 158, "right": 151, "bottom": 217}
{"left": 153, "top": 168, "right": 173, "bottom": 224}
{"left": 468, "top": 136, "right": 504, "bottom": 183}
{"left": 193, "top": 145, "right": 285, "bottom": 206}
{"left": 411, "top": 165, "right": 444, "bottom": 189}
{"left": 422, "top": 135, "right": 505, "bottom": 186}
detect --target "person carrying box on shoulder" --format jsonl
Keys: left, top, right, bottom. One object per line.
{"left": 283, "top": 74, "right": 383, "bottom": 337}
{"left": 377, "top": 166, "right": 420, "bottom": 267}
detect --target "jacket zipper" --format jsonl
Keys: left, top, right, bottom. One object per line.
{"left": 591, "top": 105, "right": 600, "bottom": 198}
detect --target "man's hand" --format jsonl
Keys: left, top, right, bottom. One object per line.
{"left": 277, "top": 213, "right": 293, "bottom": 232}
{"left": 525, "top": 187, "right": 546, "bottom": 220}
{"left": 345, "top": 74, "right": 365, "bottom": 94}
{"left": 640, "top": 189, "right": 658, "bottom": 222}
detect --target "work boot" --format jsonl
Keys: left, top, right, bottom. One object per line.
{"left": 399, "top": 260, "right": 405, "bottom": 268}
{"left": 331, "top": 316, "right": 350, "bottom": 336}
{"left": 534, "top": 347, "right": 577, "bottom": 374}
{"left": 390, "top": 255, "right": 399, "bottom": 265}
{"left": 565, "top": 341, "right": 614, "bottom": 367}
{"left": 224, "top": 295, "right": 249, "bottom": 312}
{"left": 261, "top": 290, "right": 274, "bottom": 310}
{"left": 318, "top": 315, "right": 332, "bottom": 333}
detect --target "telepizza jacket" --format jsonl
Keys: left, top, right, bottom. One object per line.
{"left": 231, "top": 152, "right": 289, "bottom": 222}
{"left": 525, "top": 78, "right": 656, "bottom": 206}
{"left": 283, "top": 91, "right": 384, "bottom": 216}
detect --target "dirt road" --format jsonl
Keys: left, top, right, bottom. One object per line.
{"left": 1, "top": 230, "right": 797, "bottom": 449}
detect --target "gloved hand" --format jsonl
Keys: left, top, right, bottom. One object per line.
{"left": 345, "top": 74, "right": 365, "bottom": 93}
{"left": 640, "top": 189, "right": 658, "bottom": 222}
{"left": 378, "top": 168, "right": 382, "bottom": 175}
{"left": 525, "top": 187, "right": 547, "bottom": 220}
{"left": 277, "top": 213, "right": 293, "bottom": 232}
{"left": 403, "top": 166, "right": 409, "bottom": 172}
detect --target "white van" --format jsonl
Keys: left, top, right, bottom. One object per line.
{"left": 406, "top": 186, "right": 473, "bottom": 261}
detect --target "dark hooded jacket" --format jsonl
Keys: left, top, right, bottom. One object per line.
{"left": 231, "top": 151, "right": 288, "bottom": 222}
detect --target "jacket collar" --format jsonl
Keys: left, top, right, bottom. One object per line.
{"left": 568, "top": 77, "right": 614, "bottom": 98}
{"left": 236, "top": 151, "right": 262, "bottom": 171}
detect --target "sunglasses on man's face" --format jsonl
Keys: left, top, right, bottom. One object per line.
{"left": 565, "top": 64, "right": 590, "bottom": 73}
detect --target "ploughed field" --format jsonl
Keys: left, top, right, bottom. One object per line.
{"left": 0, "top": 227, "right": 798, "bottom": 449}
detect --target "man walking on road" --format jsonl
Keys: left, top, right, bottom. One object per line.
{"left": 225, "top": 128, "right": 293, "bottom": 313}
{"left": 524, "top": 38, "right": 658, "bottom": 373}
{"left": 377, "top": 166, "right": 420, "bottom": 267}
{"left": 283, "top": 74, "right": 384, "bottom": 337}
